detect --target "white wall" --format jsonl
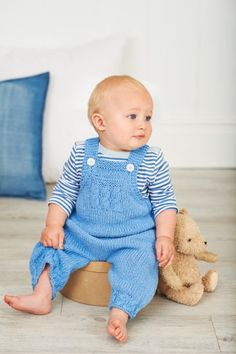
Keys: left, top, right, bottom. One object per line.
{"left": 0, "top": 0, "right": 235, "bottom": 167}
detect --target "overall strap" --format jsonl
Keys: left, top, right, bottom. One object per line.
{"left": 84, "top": 137, "right": 99, "bottom": 159}
{"left": 80, "top": 137, "right": 99, "bottom": 176}
{"left": 128, "top": 144, "right": 149, "bottom": 169}
{"left": 126, "top": 144, "right": 149, "bottom": 192}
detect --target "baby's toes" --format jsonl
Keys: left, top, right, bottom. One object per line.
{"left": 115, "top": 331, "right": 123, "bottom": 340}
{"left": 4, "top": 295, "right": 14, "bottom": 306}
{"left": 117, "top": 332, "right": 124, "bottom": 340}
{"left": 107, "top": 316, "right": 128, "bottom": 343}
{"left": 119, "top": 333, "right": 127, "bottom": 343}
{"left": 115, "top": 327, "right": 121, "bottom": 336}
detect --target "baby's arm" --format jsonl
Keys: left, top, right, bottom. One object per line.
{"left": 40, "top": 204, "right": 68, "bottom": 249}
{"left": 40, "top": 142, "right": 83, "bottom": 249}
{"left": 156, "top": 210, "right": 176, "bottom": 268}
{"left": 147, "top": 148, "right": 178, "bottom": 267}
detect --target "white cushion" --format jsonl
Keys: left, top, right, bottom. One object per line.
{"left": 0, "top": 35, "right": 126, "bottom": 182}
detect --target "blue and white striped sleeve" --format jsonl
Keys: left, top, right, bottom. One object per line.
{"left": 148, "top": 148, "right": 178, "bottom": 219}
{"left": 48, "top": 142, "right": 84, "bottom": 216}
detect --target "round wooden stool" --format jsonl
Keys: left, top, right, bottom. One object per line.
{"left": 60, "top": 261, "right": 111, "bottom": 306}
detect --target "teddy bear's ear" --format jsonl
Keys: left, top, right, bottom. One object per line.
{"left": 179, "top": 208, "right": 188, "bottom": 215}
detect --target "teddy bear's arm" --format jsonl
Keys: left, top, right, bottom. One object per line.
{"left": 160, "top": 266, "right": 183, "bottom": 290}
{"left": 195, "top": 251, "right": 218, "bottom": 263}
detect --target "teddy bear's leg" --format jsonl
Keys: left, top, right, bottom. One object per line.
{"left": 202, "top": 270, "right": 218, "bottom": 292}
{"left": 164, "top": 281, "right": 204, "bottom": 306}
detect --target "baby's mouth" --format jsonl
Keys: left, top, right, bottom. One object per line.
{"left": 133, "top": 135, "right": 145, "bottom": 139}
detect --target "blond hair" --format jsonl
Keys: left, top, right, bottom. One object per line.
{"left": 87, "top": 75, "right": 151, "bottom": 128}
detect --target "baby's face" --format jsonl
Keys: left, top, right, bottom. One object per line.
{"left": 98, "top": 85, "right": 153, "bottom": 151}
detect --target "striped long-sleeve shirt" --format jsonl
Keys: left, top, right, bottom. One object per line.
{"left": 48, "top": 141, "right": 178, "bottom": 220}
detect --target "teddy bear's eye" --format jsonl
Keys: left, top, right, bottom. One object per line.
{"left": 188, "top": 238, "right": 192, "bottom": 242}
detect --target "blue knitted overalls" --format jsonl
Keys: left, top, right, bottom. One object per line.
{"left": 30, "top": 137, "right": 158, "bottom": 318}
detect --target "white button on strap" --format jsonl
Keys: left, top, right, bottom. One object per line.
{"left": 126, "top": 163, "right": 134, "bottom": 172}
{"left": 87, "top": 157, "right": 95, "bottom": 166}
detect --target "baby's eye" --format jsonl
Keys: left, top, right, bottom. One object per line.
{"left": 145, "top": 116, "right": 152, "bottom": 121}
{"left": 127, "top": 114, "right": 137, "bottom": 120}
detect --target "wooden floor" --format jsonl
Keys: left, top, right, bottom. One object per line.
{"left": 0, "top": 169, "right": 236, "bottom": 354}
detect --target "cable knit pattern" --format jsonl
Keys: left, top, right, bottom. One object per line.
{"left": 30, "top": 137, "right": 159, "bottom": 317}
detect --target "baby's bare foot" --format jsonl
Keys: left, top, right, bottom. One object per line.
{"left": 4, "top": 293, "right": 52, "bottom": 315}
{"left": 107, "top": 308, "right": 128, "bottom": 343}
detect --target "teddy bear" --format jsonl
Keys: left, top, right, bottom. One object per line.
{"left": 158, "top": 208, "right": 219, "bottom": 305}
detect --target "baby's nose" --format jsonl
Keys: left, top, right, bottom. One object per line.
{"left": 137, "top": 119, "right": 145, "bottom": 128}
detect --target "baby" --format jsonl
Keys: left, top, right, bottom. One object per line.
{"left": 4, "top": 75, "right": 177, "bottom": 343}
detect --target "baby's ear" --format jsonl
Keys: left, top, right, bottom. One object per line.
{"left": 91, "top": 113, "right": 106, "bottom": 132}
{"left": 179, "top": 208, "right": 188, "bottom": 215}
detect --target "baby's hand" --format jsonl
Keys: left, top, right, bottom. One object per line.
{"left": 156, "top": 236, "right": 175, "bottom": 268}
{"left": 40, "top": 224, "right": 64, "bottom": 249}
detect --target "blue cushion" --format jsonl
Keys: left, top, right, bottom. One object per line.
{"left": 0, "top": 72, "right": 49, "bottom": 200}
